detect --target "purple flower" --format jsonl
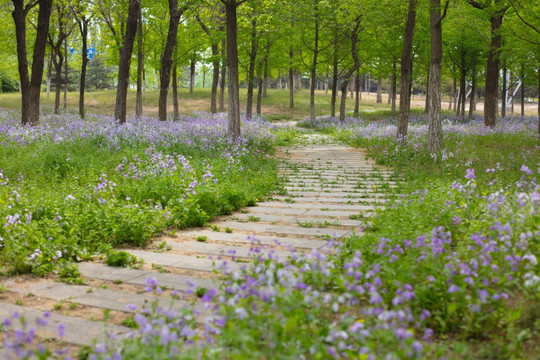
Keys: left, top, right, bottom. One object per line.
{"left": 520, "top": 164, "right": 533, "bottom": 175}
{"left": 465, "top": 168, "right": 475, "bottom": 179}
{"left": 447, "top": 284, "right": 459, "bottom": 293}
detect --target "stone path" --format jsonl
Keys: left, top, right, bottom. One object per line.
{"left": 0, "top": 131, "right": 393, "bottom": 354}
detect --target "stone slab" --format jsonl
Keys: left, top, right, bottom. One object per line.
{"left": 0, "top": 302, "right": 129, "bottom": 346}
{"left": 177, "top": 230, "right": 325, "bottom": 249}
{"left": 125, "top": 250, "right": 241, "bottom": 272}
{"left": 78, "top": 263, "right": 215, "bottom": 290}
{"left": 215, "top": 221, "right": 352, "bottom": 238}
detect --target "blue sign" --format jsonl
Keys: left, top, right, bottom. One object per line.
{"left": 87, "top": 48, "right": 96, "bottom": 60}
{"left": 69, "top": 48, "right": 75, "bottom": 55}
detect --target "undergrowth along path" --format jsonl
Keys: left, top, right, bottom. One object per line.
{"left": 0, "top": 129, "right": 394, "bottom": 354}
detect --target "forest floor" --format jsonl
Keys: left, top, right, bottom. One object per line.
{"left": 0, "top": 88, "right": 537, "bottom": 121}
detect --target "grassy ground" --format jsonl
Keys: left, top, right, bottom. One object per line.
{"left": 2, "top": 88, "right": 535, "bottom": 121}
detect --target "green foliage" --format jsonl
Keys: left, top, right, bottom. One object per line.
{"left": 105, "top": 250, "right": 138, "bottom": 267}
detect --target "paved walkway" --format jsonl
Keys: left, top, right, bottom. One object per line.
{"left": 0, "top": 131, "right": 392, "bottom": 354}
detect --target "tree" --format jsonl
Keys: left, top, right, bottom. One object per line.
{"left": 339, "top": 14, "right": 363, "bottom": 122}
{"left": 397, "top": 0, "right": 417, "bottom": 138}
{"left": 196, "top": 6, "right": 225, "bottom": 114}
{"left": 158, "top": 0, "right": 189, "bottom": 121}
{"left": 427, "top": 0, "right": 450, "bottom": 152}
{"left": 114, "top": 0, "right": 141, "bottom": 124}
{"left": 220, "top": 0, "right": 246, "bottom": 139}
{"left": 47, "top": 3, "right": 75, "bottom": 115}
{"left": 469, "top": 0, "right": 509, "bottom": 127}
{"left": 12, "top": 0, "right": 53, "bottom": 125}
{"left": 71, "top": 2, "right": 93, "bottom": 119}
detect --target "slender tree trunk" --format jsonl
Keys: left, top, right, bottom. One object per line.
{"left": 78, "top": 16, "right": 89, "bottom": 119}
{"left": 196, "top": 16, "right": 221, "bottom": 114}
{"left": 46, "top": 48, "right": 52, "bottom": 98}
{"left": 339, "top": 18, "right": 362, "bottom": 122}
{"left": 459, "top": 68, "right": 466, "bottom": 120}
{"left": 424, "top": 68, "right": 430, "bottom": 113}
{"left": 389, "top": 65, "right": 396, "bottom": 115}
{"left": 397, "top": 0, "right": 417, "bottom": 138}
{"left": 469, "top": 64, "right": 476, "bottom": 120}
{"left": 63, "top": 39, "right": 68, "bottom": 111}
{"left": 225, "top": 0, "right": 241, "bottom": 138}
{"left": 350, "top": 77, "right": 354, "bottom": 98}
{"left": 427, "top": 0, "right": 447, "bottom": 152}
{"left": 330, "top": 40, "right": 338, "bottom": 117}
{"left": 502, "top": 64, "right": 507, "bottom": 117}
{"left": 114, "top": 0, "right": 140, "bottom": 124}
{"left": 376, "top": 77, "right": 382, "bottom": 103}
{"left": 289, "top": 48, "right": 294, "bottom": 108}
{"left": 325, "top": 73, "right": 329, "bottom": 94}
{"left": 136, "top": 8, "right": 143, "bottom": 117}
{"left": 263, "top": 45, "right": 270, "bottom": 97}
{"left": 277, "top": 68, "right": 282, "bottom": 89}
{"left": 448, "top": 77, "right": 454, "bottom": 110}
{"left": 520, "top": 64, "right": 525, "bottom": 117}
{"left": 190, "top": 58, "right": 195, "bottom": 94}
{"left": 158, "top": 0, "right": 182, "bottom": 122}
{"left": 309, "top": 12, "right": 319, "bottom": 122}
{"left": 354, "top": 72, "right": 360, "bottom": 116}
{"left": 220, "top": 37, "right": 226, "bottom": 112}
{"left": 388, "top": 74, "right": 392, "bottom": 105}
{"left": 173, "top": 56, "right": 179, "bottom": 120}
{"left": 510, "top": 71, "right": 514, "bottom": 114}
{"left": 256, "top": 59, "right": 263, "bottom": 116}
{"left": 245, "top": 17, "right": 257, "bottom": 120}
{"left": 53, "top": 56, "right": 63, "bottom": 114}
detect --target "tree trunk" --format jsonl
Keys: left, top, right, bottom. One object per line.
{"left": 459, "top": 68, "right": 466, "bottom": 121}
{"left": 309, "top": 12, "right": 319, "bottom": 122}
{"left": 136, "top": 8, "right": 143, "bottom": 117}
{"left": 173, "top": 56, "right": 179, "bottom": 120}
{"left": 256, "top": 59, "right": 263, "bottom": 116}
{"left": 330, "top": 41, "right": 338, "bottom": 117}
{"left": 339, "top": 81, "right": 349, "bottom": 121}
{"left": 325, "top": 73, "right": 329, "bottom": 94}
{"left": 46, "top": 48, "right": 52, "bottom": 98}
{"left": 12, "top": 0, "right": 53, "bottom": 125}
{"left": 196, "top": 16, "right": 220, "bottom": 114}
{"left": 190, "top": 58, "right": 195, "bottom": 94}
{"left": 114, "top": 0, "right": 140, "bottom": 124}
{"left": 469, "top": 64, "right": 476, "bottom": 120}
{"left": 354, "top": 72, "right": 360, "bottom": 116}
{"left": 424, "top": 67, "right": 430, "bottom": 113}
{"left": 158, "top": 0, "right": 182, "bottom": 122}
{"left": 427, "top": 0, "right": 447, "bottom": 152}
{"left": 245, "top": 17, "right": 257, "bottom": 120}
{"left": 376, "top": 77, "right": 382, "bottom": 103}
{"left": 501, "top": 64, "right": 507, "bottom": 117}
{"left": 350, "top": 77, "right": 354, "bottom": 98}
{"left": 397, "top": 0, "right": 417, "bottom": 138}
{"left": 225, "top": 0, "right": 241, "bottom": 138}
{"left": 391, "top": 64, "right": 397, "bottom": 115}
{"left": 263, "top": 45, "right": 270, "bottom": 97}
{"left": 63, "top": 38, "right": 68, "bottom": 111}
{"left": 339, "top": 18, "right": 362, "bottom": 122}
{"left": 53, "top": 55, "right": 63, "bottom": 114}
{"left": 289, "top": 48, "right": 294, "bottom": 108}
{"left": 220, "top": 37, "right": 226, "bottom": 112}
{"left": 78, "top": 16, "right": 89, "bottom": 119}
{"left": 277, "top": 68, "right": 282, "bottom": 89}
{"left": 520, "top": 64, "right": 525, "bottom": 117}
{"left": 484, "top": 13, "right": 505, "bottom": 126}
